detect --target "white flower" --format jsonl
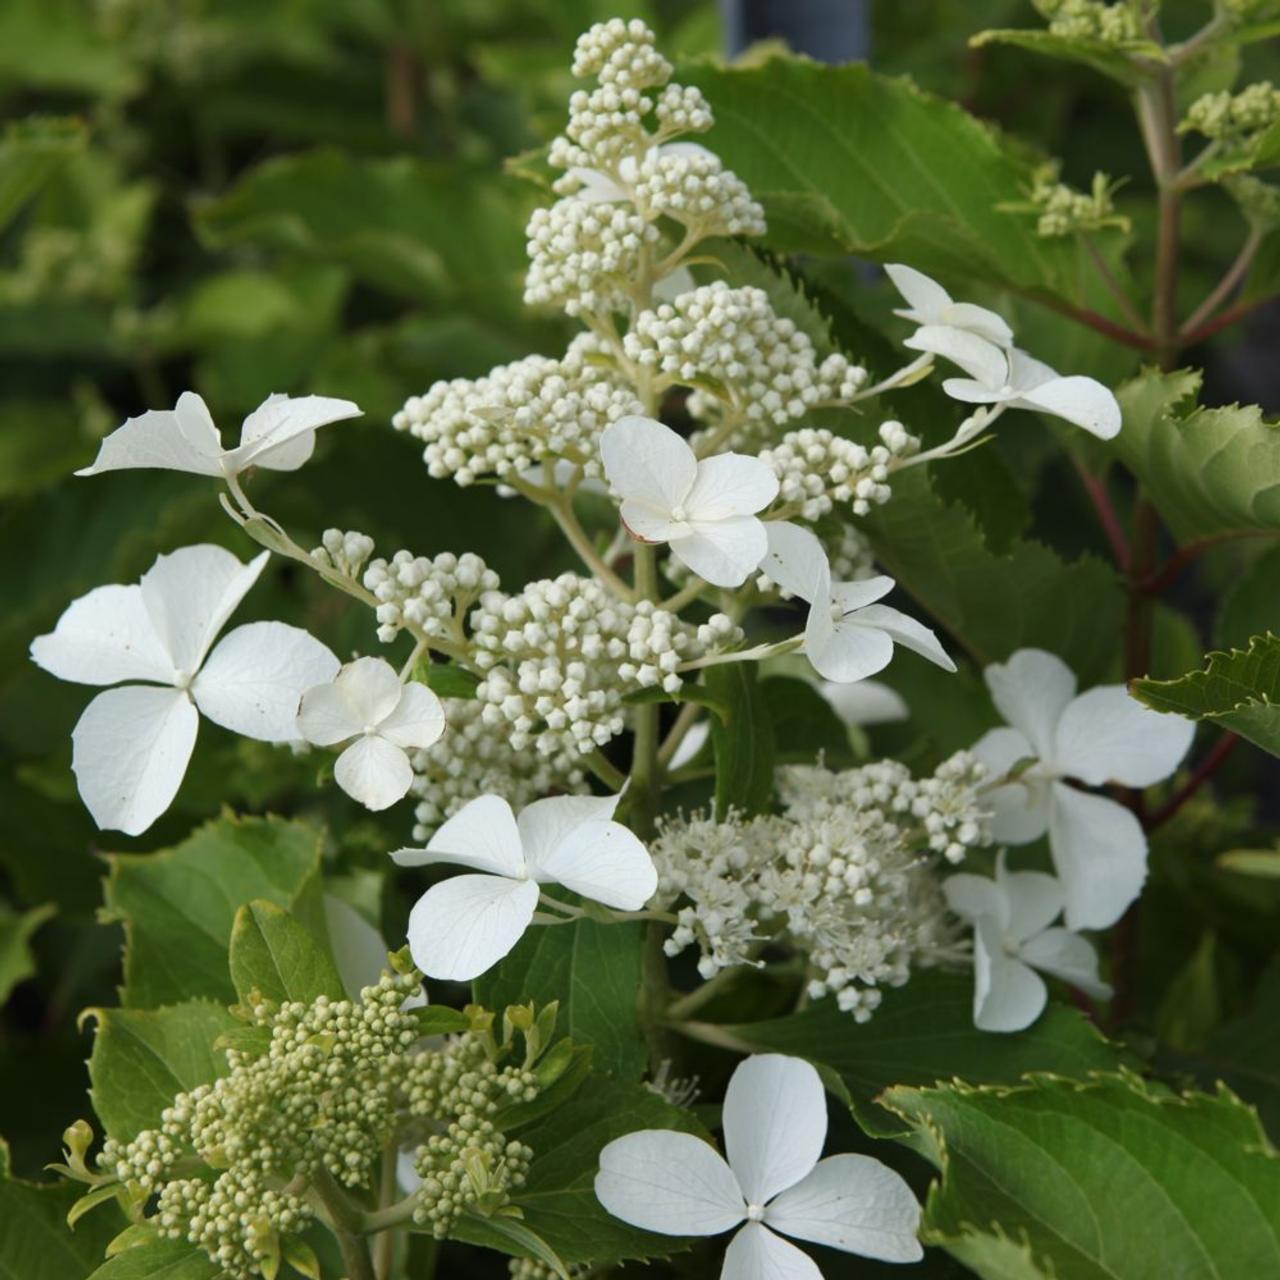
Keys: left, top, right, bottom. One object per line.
{"left": 76, "top": 390, "right": 361, "bottom": 479}
{"left": 884, "top": 263, "right": 1014, "bottom": 347}
{"left": 298, "top": 657, "right": 446, "bottom": 812}
{"left": 817, "top": 680, "right": 909, "bottom": 727}
{"left": 595, "top": 1053, "right": 923, "bottom": 1273}
{"left": 30, "top": 545, "right": 338, "bottom": 835}
{"left": 392, "top": 792, "right": 657, "bottom": 980}
{"left": 903, "top": 326, "right": 1121, "bottom": 440}
{"left": 322, "top": 894, "right": 426, "bottom": 1008}
{"left": 973, "top": 649, "right": 1195, "bottom": 930}
{"left": 944, "top": 854, "right": 1111, "bottom": 1032}
{"left": 760, "top": 522, "right": 955, "bottom": 683}
{"left": 600, "top": 416, "right": 779, "bottom": 587}
{"left": 565, "top": 141, "right": 716, "bottom": 202}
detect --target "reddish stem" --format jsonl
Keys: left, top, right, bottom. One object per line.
{"left": 1146, "top": 731, "right": 1241, "bottom": 832}
{"left": 1034, "top": 296, "right": 1159, "bottom": 352}
{"left": 1073, "top": 460, "right": 1131, "bottom": 571}
{"left": 1180, "top": 294, "right": 1276, "bottom": 346}
{"left": 1139, "top": 529, "right": 1278, "bottom": 596}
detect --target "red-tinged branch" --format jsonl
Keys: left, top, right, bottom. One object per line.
{"left": 1179, "top": 292, "right": 1278, "bottom": 346}
{"left": 1072, "top": 458, "right": 1131, "bottom": 571}
{"left": 1146, "top": 732, "right": 1241, "bottom": 832}
{"left": 1033, "top": 294, "right": 1159, "bottom": 352}
{"left": 1138, "top": 529, "right": 1279, "bottom": 596}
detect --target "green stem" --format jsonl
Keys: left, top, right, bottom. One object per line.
{"left": 312, "top": 1169, "right": 377, "bottom": 1280}
{"left": 372, "top": 1145, "right": 398, "bottom": 1280}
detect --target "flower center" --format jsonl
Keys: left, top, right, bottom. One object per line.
{"left": 173, "top": 669, "right": 193, "bottom": 691}
{"left": 670, "top": 504, "right": 688, "bottom": 522}
{"left": 363, "top": 723, "right": 379, "bottom": 736}
{"left": 745, "top": 1203, "right": 766, "bottom": 1222}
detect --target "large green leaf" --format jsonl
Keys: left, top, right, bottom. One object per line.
{"left": 885, "top": 1074, "right": 1280, "bottom": 1279}
{"left": 86, "top": 1242, "right": 220, "bottom": 1280}
{"left": 0, "top": 117, "right": 86, "bottom": 231}
{"left": 454, "top": 1075, "right": 706, "bottom": 1267}
{"left": 192, "top": 150, "right": 533, "bottom": 319}
{"left": 686, "top": 970, "right": 1124, "bottom": 1134}
{"left": 474, "top": 919, "right": 648, "bottom": 1080}
{"left": 682, "top": 57, "right": 1081, "bottom": 301}
{"left": 228, "top": 900, "right": 345, "bottom": 1007}
{"left": 1132, "top": 634, "right": 1280, "bottom": 757}
{"left": 100, "top": 813, "right": 325, "bottom": 1009}
{"left": 0, "top": 1136, "right": 121, "bottom": 1280}
{"left": 865, "top": 467, "right": 1124, "bottom": 682}
{"left": 969, "top": 27, "right": 1164, "bottom": 85}
{"left": 1112, "top": 367, "right": 1280, "bottom": 544}
{"left": 705, "top": 663, "right": 776, "bottom": 818}
{"left": 0, "top": 901, "right": 54, "bottom": 1004}
{"left": 85, "top": 1002, "right": 235, "bottom": 1142}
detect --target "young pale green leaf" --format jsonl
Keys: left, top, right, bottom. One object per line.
{"left": 1218, "top": 846, "right": 1280, "bottom": 878}
{"left": 453, "top": 1075, "right": 707, "bottom": 1266}
{"left": 1112, "top": 367, "right": 1280, "bottom": 543}
{"left": 705, "top": 662, "right": 776, "bottom": 818}
{"left": 0, "top": 117, "right": 86, "bottom": 232}
{"left": 85, "top": 1001, "right": 236, "bottom": 1142}
{"left": 682, "top": 57, "right": 1083, "bottom": 302}
{"left": 0, "top": 1135, "right": 123, "bottom": 1280}
{"left": 0, "top": 901, "right": 54, "bottom": 1005}
{"left": 1132, "top": 633, "right": 1280, "bottom": 757}
{"left": 86, "top": 1239, "right": 221, "bottom": 1278}
{"left": 420, "top": 662, "right": 480, "bottom": 700}
{"left": 865, "top": 467, "right": 1124, "bottom": 683}
{"left": 969, "top": 27, "right": 1164, "bottom": 85}
{"left": 688, "top": 970, "right": 1124, "bottom": 1134}
{"left": 474, "top": 920, "right": 648, "bottom": 1080}
{"left": 228, "top": 900, "right": 346, "bottom": 1007}
{"left": 884, "top": 1074, "right": 1280, "bottom": 1278}
{"left": 456, "top": 1214, "right": 570, "bottom": 1278}
{"left": 101, "top": 813, "right": 325, "bottom": 1009}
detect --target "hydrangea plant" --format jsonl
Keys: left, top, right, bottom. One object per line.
{"left": 10, "top": 8, "right": 1280, "bottom": 1280}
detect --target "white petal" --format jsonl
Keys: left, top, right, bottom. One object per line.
{"left": 999, "top": 866, "right": 1065, "bottom": 943}
{"left": 336, "top": 656, "right": 405, "bottom": 728}
{"left": 1053, "top": 686, "right": 1194, "bottom": 788}
{"left": 940, "top": 377, "right": 1003, "bottom": 405}
{"left": 192, "top": 622, "right": 339, "bottom": 742}
{"left": 516, "top": 793, "right": 622, "bottom": 872}
{"left": 904, "top": 325, "right": 1008, "bottom": 388}
{"left": 765, "top": 1154, "right": 923, "bottom": 1263}
{"left": 405, "top": 874, "right": 539, "bottom": 981}
{"left": 333, "top": 735, "right": 414, "bottom": 810}
{"left": 397, "top": 794, "right": 526, "bottom": 877}
{"left": 378, "top": 682, "right": 446, "bottom": 751}
{"left": 984, "top": 649, "right": 1077, "bottom": 761}
{"left": 1020, "top": 927, "right": 1112, "bottom": 1000}
{"left": 659, "top": 140, "right": 719, "bottom": 164}
{"left": 140, "top": 545, "right": 268, "bottom": 674}
{"left": 973, "top": 917, "right": 1048, "bottom": 1032}
{"left": 830, "top": 577, "right": 896, "bottom": 614}
{"left": 566, "top": 166, "right": 629, "bottom": 203}
{"left": 671, "top": 517, "right": 768, "bottom": 588}
{"left": 1013, "top": 376, "right": 1121, "bottom": 441}
{"left": 685, "top": 453, "right": 779, "bottom": 521}
{"left": 536, "top": 821, "right": 657, "bottom": 910}
{"left": 885, "top": 263, "right": 951, "bottom": 318}
{"left": 972, "top": 727, "right": 1051, "bottom": 843}
{"left": 324, "top": 894, "right": 391, "bottom": 1002}
{"left": 807, "top": 615, "right": 894, "bottom": 684}
{"left": 620, "top": 499, "right": 687, "bottom": 544}
{"left": 75, "top": 393, "right": 224, "bottom": 477}
{"left": 853, "top": 603, "right": 955, "bottom": 672}
{"left": 1007, "top": 347, "right": 1059, "bottom": 391}
{"left": 723, "top": 1055, "right": 827, "bottom": 1206}
{"left": 30, "top": 584, "right": 175, "bottom": 687}
{"left": 939, "top": 301, "right": 1014, "bottom": 348}
{"left": 760, "top": 522, "right": 829, "bottom": 604}
{"left": 817, "top": 680, "right": 908, "bottom": 726}
{"left": 943, "top": 873, "right": 1006, "bottom": 928}
{"left": 972, "top": 725, "right": 1035, "bottom": 778}
{"left": 297, "top": 682, "right": 363, "bottom": 747}
{"left": 720, "top": 1223, "right": 822, "bottom": 1280}
{"left": 229, "top": 393, "right": 361, "bottom": 473}
{"left": 600, "top": 416, "right": 696, "bottom": 511}
{"left": 653, "top": 264, "right": 697, "bottom": 302}
{"left": 595, "top": 1130, "right": 745, "bottom": 1237}
{"left": 71, "top": 686, "right": 198, "bottom": 836}
{"left": 1049, "top": 782, "right": 1147, "bottom": 930}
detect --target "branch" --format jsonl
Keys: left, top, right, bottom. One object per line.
{"left": 1146, "top": 732, "right": 1241, "bottom": 832}
{"left": 1071, "top": 458, "right": 1131, "bottom": 571}
{"left": 1032, "top": 294, "right": 1159, "bottom": 351}
{"left": 1179, "top": 227, "right": 1265, "bottom": 340}
{"left": 1139, "top": 529, "right": 1279, "bottom": 596}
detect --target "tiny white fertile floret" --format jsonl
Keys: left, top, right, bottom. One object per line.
{"left": 595, "top": 1053, "right": 923, "bottom": 1274}
{"left": 298, "top": 657, "right": 446, "bottom": 811}
{"left": 600, "top": 415, "right": 779, "bottom": 588}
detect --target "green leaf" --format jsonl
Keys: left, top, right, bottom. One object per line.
{"left": 454, "top": 1076, "right": 706, "bottom": 1266}
{"left": 969, "top": 28, "right": 1164, "bottom": 85}
{"left": 101, "top": 813, "right": 325, "bottom": 1008}
{"left": 1218, "top": 543, "right": 1280, "bottom": 650}
{"left": 1219, "top": 847, "right": 1280, "bottom": 878}
{"left": 692, "top": 970, "right": 1124, "bottom": 1134}
{"left": 760, "top": 675, "right": 853, "bottom": 765}
{"left": 228, "top": 900, "right": 345, "bottom": 1007}
{"left": 1132, "top": 634, "right": 1280, "bottom": 757}
{"left": 86, "top": 1240, "right": 221, "bottom": 1279}
{"left": 420, "top": 662, "right": 480, "bottom": 700}
{"left": 884, "top": 1074, "right": 1280, "bottom": 1279}
{"left": 0, "top": 1135, "right": 122, "bottom": 1280}
{"left": 865, "top": 467, "right": 1124, "bottom": 682}
{"left": 1113, "top": 367, "right": 1280, "bottom": 543}
{"left": 704, "top": 662, "right": 776, "bottom": 818}
{"left": 682, "top": 56, "right": 1081, "bottom": 301}
{"left": 456, "top": 1214, "right": 570, "bottom": 1278}
{"left": 474, "top": 920, "right": 648, "bottom": 1080}
{"left": 85, "top": 1001, "right": 235, "bottom": 1142}
{"left": 0, "top": 901, "right": 54, "bottom": 1004}
{"left": 1155, "top": 932, "right": 1222, "bottom": 1052}
{"left": 0, "top": 117, "right": 86, "bottom": 232}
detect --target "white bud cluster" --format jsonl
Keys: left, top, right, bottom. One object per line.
{"left": 1034, "top": 0, "right": 1141, "bottom": 42}
{"left": 363, "top": 549, "right": 499, "bottom": 645}
{"left": 394, "top": 334, "right": 641, "bottom": 484}
{"left": 469, "top": 572, "right": 740, "bottom": 769}
{"left": 571, "top": 17, "right": 671, "bottom": 89}
{"left": 1184, "top": 81, "right": 1280, "bottom": 141}
{"left": 760, "top": 422, "right": 919, "bottom": 520}
{"left": 654, "top": 83, "right": 714, "bottom": 135}
{"left": 628, "top": 147, "right": 765, "bottom": 237}
{"left": 653, "top": 755, "right": 989, "bottom": 1019}
{"left": 624, "top": 283, "right": 865, "bottom": 430}
{"left": 408, "top": 696, "right": 589, "bottom": 838}
{"left": 99, "top": 971, "right": 424, "bottom": 1278}
{"left": 311, "top": 527, "right": 375, "bottom": 580}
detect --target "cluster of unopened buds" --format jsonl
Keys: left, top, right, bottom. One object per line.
{"left": 1033, "top": 0, "right": 1143, "bottom": 42}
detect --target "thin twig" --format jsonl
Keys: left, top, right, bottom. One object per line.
{"left": 1179, "top": 226, "right": 1264, "bottom": 339}
{"left": 1072, "top": 457, "right": 1131, "bottom": 571}
{"left": 1082, "top": 235, "right": 1149, "bottom": 334}
{"left": 1146, "top": 732, "right": 1241, "bottom": 832}
{"left": 1139, "top": 529, "right": 1279, "bottom": 596}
